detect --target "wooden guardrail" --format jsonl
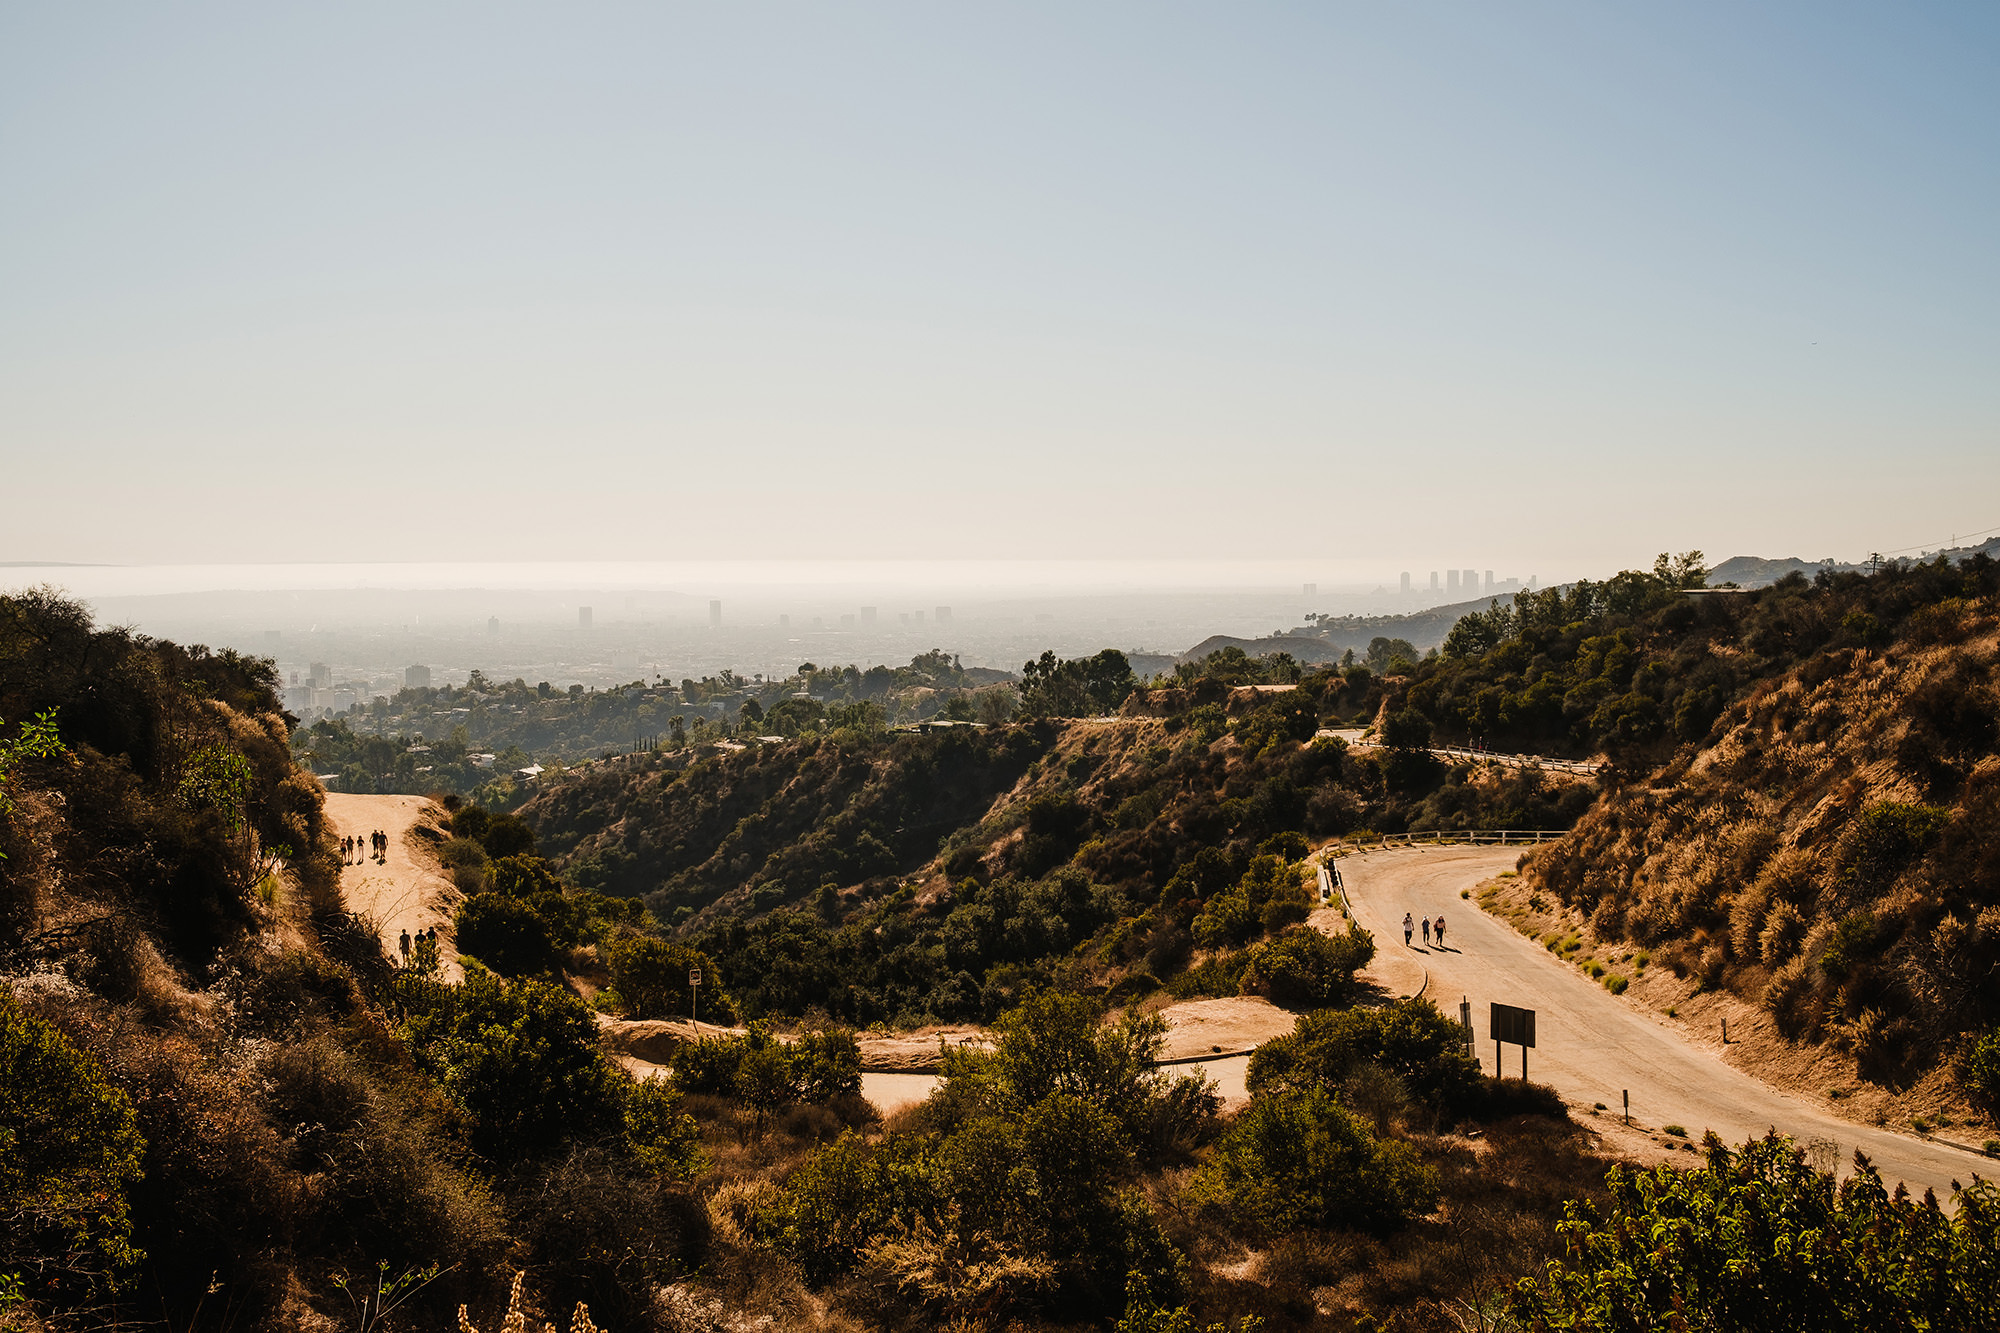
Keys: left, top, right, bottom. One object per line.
{"left": 1327, "top": 828, "right": 1566, "bottom": 851}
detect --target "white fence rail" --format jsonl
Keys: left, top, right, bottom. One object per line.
{"left": 1327, "top": 828, "right": 1567, "bottom": 851}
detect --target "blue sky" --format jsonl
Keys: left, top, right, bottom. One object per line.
{"left": 3, "top": 3, "right": 1995, "bottom": 579}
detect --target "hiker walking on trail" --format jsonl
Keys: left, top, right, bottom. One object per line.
{"left": 1435, "top": 915, "right": 1447, "bottom": 949}
{"left": 398, "top": 928, "right": 411, "bottom": 964}
{"left": 1403, "top": 912, "right": 1415, "bottom": 946}
{"left": 1422, "top": 917, "right": 1431, "bottom": 947}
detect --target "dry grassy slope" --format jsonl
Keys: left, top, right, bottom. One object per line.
{"left": 951, "top": 716, "right": 1173, "bottom": 883}
{"left": 1518, "top": 599, "right": 2000, "bottom": 1136}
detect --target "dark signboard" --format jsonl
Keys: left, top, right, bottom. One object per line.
{"left": 1490, "top": 1002, "right": 1536, "bottom": 1048}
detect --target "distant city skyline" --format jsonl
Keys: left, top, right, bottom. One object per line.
{"left": 4, "top": 4, "right": 1995, "bottom": 569}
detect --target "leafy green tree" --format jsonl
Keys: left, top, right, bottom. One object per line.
{"left": 0, "top": 709, "right": 66, "bottom": 821}
{"left": 1019, "top": 649, "right": 1137, "bottom": 717}
{"left": 1248, "top": 999, "right": 1481, "bottom": 1112}
{"left": 0, "top": 992, "right": 146, "bottom": 1289}
{"left": 1963, "top": 1024, "right": 2000, "bottom": 1112}
{"left": 454, "top": 892, "right": 560, "bottom": 976}
{"left": 395, "top": 972, "right": 622, "bottom": 1162}
{"left": 1509, "top": 1133, "right": 2000, "bottom": 1332}
{"left": 1365, "top": 637, "right": 1420, "bottom": 673}
{"left": 1380, "top": 707, "right": 1434, "bottom": 751}
{"left": 604, "top": 934, "right": 717, "bottom": 1020}
{"left": 1243, "top": 923, "right": 1376, "bottom": 1008}
{"left": 1194, "top": 1084, "right": 1436, "bottom": 1233}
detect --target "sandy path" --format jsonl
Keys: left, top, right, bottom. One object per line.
{"left": 323, "top": 792, "right": 462, "bottom": 981}
{"left": 1339, "top": 845, "right": 1987, "bottom": 1199}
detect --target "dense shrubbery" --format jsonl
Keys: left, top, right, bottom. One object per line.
{"left": 1241, "top": 921, "right": 1375, "bottom": 1008}
{"left": 1248, "top": 998, "right": 1484, "bottom": 1114}
{"left": 391, "top": 968, "right": 699, "bottom": 1174}
{"left": 671, "top": 1022, "right": 862, "bottom": 1117}
{"left": 1192, "top": 1084, "right": 1436, "bottom": 1233}
{"left": 1510, "top": 1133, "right": 2000, "bottom": 1331}
{"left": 0, "top": 990, "right": 145, "bottom": 1294}
{"left": 749, "top": 993, "right": 1216, "bottom": 1322}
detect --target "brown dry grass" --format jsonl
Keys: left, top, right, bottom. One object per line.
{"left": 1508, "top": 610, "right": 2000, "bottom": 1139}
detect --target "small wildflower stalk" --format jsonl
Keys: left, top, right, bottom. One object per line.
{"left": 458, "top": 1271, "right": 602, "bottom": 1333}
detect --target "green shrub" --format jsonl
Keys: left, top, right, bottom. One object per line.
{"left": 1193, "top": 1085, "right": 1436, "bottom": 1233}
{"left": 1604, "top": 973, "right": 1629, "bottom": 995}
{"left": 1242, "top": 923, "right": 1375, "bottom": 1009}
{"left": 394, "top": 971, "right": 623, "bottom": 1162}
{"left": 1248, "top": 998, "right": 1481, "bottom": 1114}
{"left": 1510, "top": 1134, "right": 2000, "bottom": 1331}
{"left": 0, "top": 993, "right": 146, "bottom": 1290}
{"left": 669, "top": 1022, "right": 860, "bottom": 1111}
{"left": 622, "top": 1077, "right": 704, "bottom": 1179}
{"left": 1962, "top": 1026, "right": 2000, "bottom": 1112}
{"left": 604, "top": 933, "right": 721, "bottom": 1021}
{"left": 1467, "top": 1077, "right": 1569, "bottom": 1122}
{"left": 1820, "top": 910, "right": 1883, "bottom": 982}
{"left": 454, "top": 892, "right": 560, "bottom": 976}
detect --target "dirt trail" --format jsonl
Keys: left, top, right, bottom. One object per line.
{"left": 323, "top": 792, "right": 462, "bottom": 981}
{"left": 1339, "top": 845, "right": 1987, "bottom": 1199}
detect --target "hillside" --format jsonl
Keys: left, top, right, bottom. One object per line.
{"left": 524, "top": 652, "right": 1596, "bottom": 1025}
{"left": 1514, "top": 562, "right": 2000, "bottom": 1124}
{"left": 0, "top": 593, "right": 718, "bottom": 1330}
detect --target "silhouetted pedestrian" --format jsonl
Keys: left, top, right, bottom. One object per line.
{"left": 1422, "top": 917, "right": 1431, "bottom": 946}
{"left": 398, "top": 928, "right": 411, "bottom": 963}
{"left": 1403, "top": 912, "right": 1414, "bottom": 947}
{"left": 1435, "top": 915, "right": 1447, "bottom": 949}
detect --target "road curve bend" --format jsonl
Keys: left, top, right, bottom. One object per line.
{"left": 1339, "top": 845, "right": 1984, "bottom": 1200}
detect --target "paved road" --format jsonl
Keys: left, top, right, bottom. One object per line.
{"left": 1340, "top": 845, "right": 1987, "bottom": 1199}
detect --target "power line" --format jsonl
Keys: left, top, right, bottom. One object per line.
{"left": 1876, "top": 521, "right": 2000, "bottom": 558}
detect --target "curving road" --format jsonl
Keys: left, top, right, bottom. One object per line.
{"left": 1339, "top": 845, "right": 1986, "bottom": 1200}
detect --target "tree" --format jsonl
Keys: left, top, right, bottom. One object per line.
{"left": 395, "top": 972, "right": 623, "bottom": 1162}
{"left": 1381, "top": 707, "right": 1433, "bottom": 751}
{"left": 604, "top": 934, "right": 716, "bottom": 1020}
{"left": 1509, "top": 1133, "right": 2000, "bottom": 1332}
{"left": 454, "top": 892, "right": 561, "bottom": 976}
{"left": 1248, "top": 999, "right": 1481, "bottom": 1112}
{"left": 1194, "top": 1084, "right": 1436, "bottom": 1233}
{"left": 1365, "top": 637, "right": 1420, "bottom": 673}
{"left": 1018, "top": 649, "right": 1137, "bottom": 717}
{"left": 1243, "top": 923, "right": 1376, "bottom": 1008}
{"left": 0, "top": 993, "right": 146, "bottom": 1290}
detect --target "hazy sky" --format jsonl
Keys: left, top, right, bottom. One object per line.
{"left": 4, "top": 3, "right": 1996, "bottom": 578}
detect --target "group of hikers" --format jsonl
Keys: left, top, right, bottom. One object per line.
{"left": 1403, "top": 911, "right": 1449, "bottom": 950}
{"left": 342, "top": 829, "right": 389, "bottom": 865}
{"left": 398, "top": 925, "right": 443, "bottom": 969}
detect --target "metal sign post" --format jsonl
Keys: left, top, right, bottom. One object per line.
{"left": 690, "top": 967, "right": 702, "bottom": 1029}
{"left": 1489, "top": 1002, "right": 1537, "bottom": 1080}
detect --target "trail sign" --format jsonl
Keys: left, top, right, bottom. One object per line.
{"left": 1490, "top": 1003, "right": 1536, "bottom": 1048}
{"left": 1490, "top": 1002, "right": 1537, "bottom": 1079}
